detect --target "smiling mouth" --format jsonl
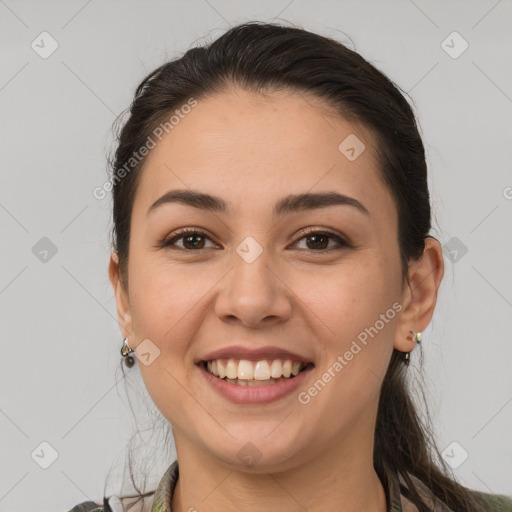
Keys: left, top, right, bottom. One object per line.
{"left": 200, "top": 358, "right": 314, "bottom": 386}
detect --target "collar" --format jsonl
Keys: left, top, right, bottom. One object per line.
{"left": 148, "top": 460, "right": 417, "bottom": 512}
{"left": 151, "top": 460, "right": 179, "bottom": 512}
{"left": 146, "top": 458, "right": 464, "bottom": 511}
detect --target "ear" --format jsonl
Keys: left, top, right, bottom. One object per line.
{"left": 108, "top": 252, "right": 133, "bottom": 339}
{"left": 394, "top": 237, "right": 445, "bottom": 353}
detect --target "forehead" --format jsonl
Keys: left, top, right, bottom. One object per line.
{"left": 133, "top": 88, "right": 395, "bottom": 225}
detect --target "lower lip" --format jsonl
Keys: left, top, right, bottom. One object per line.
{"left": 198, "top": 363, "right": 313, "bottom": 404}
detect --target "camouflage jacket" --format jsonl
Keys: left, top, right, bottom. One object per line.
{"left": 68, "top": 459, "right": 512, "bottom": 512}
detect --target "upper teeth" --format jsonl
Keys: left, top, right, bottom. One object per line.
{"left": 206, "top": 359, "right": 306, "bottom": 380}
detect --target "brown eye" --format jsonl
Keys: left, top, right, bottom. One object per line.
{"left": 305, "top": 233, "right": 330, "bottom": 250}
{"left": 180, "top": 233, "right": 206, "bottom": 250}
{"left": 160, "top": 229, "right": 216, "bottom": 250}
{"left": 160, "top": 227, "right": 349, "bottom": 253}
{"left": 293, "top": 229, "right": 349, "bottom": 252}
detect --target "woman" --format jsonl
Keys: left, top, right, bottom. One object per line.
{"left": 69, "top": 21, "right": 512, "bottom": 512}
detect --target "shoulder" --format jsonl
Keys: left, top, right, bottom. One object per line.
{"left": 66, "top": 496, "right": 113, "bottom": 512}
{"left": 397, "top": 470, "right": 512, "bottom": 512}
{"left": 66, "top": 494, "right": 153, "bottom": 512}
{"left": 475, "top": 491, "right": 512, "bottom": 511}
{"left": 66, "top": 501, "right": 104, "bottom": 512}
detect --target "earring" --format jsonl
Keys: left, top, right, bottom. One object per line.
{"left": 403, "top": 330, "right": 422, "bottom": 365}
{"left": 121, "top": 338, "right": 135, "bottom": 368}
{"left": 406, "top": 330, "right": 422, "bottom": 343}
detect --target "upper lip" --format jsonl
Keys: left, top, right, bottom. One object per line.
{"left": 196, "top": 345, "right": 313, "bottom": 364}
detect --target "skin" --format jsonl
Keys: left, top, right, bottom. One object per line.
{"left": 109, "top": 87, "right": 444, "bottom": 512}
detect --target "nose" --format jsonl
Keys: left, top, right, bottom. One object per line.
{"left": 214, "top": 245, "right": 293, "bottom": 328}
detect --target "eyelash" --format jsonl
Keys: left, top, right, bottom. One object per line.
{"left": 159, "top": 226, "right": 350, "bottom": 253}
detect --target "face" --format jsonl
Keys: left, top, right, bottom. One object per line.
{"left": 111, "top": 88, "right": 412, "bottom": 472}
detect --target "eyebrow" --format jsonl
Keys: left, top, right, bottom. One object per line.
{"left": 148, "top": 189, "right": 370, "bottom": 217}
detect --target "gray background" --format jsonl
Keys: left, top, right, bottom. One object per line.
{"left": 1, "top": 1, "right": 511, "bottom": 510}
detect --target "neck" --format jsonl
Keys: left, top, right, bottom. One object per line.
{"left": 170, "top": 431, "right": 388, "bottom": 512}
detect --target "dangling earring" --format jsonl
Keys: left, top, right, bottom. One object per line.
{"left": 121, "top": 338, "right": 135, "bottom": 368}
{"left": 403, "top": 330, "right": 422, "bottom": 365}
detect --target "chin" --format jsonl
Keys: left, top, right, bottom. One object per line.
{"left": 201, "top": 428, "right": 309, "bottom": 473}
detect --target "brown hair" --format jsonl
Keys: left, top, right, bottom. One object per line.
{"left": 106, "top": 21, "right": 485, "bottom": 511}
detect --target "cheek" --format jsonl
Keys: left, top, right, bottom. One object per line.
{"left": 284, "top": 259, "right": 398, "bottom": 436}
{"left": 296, "top": 254, "right": 397, "bottom": 381}
{"left": 295, "top": 253, "right": 396, "bottom": 335}
{"left": 127, "top": 259, "right": 213, "bottom": 419}
{"left": 129, "top": 252, "right": 209, "bottom": 332}
{"left": 129, "top": 245, "right": 399, "bottom": 358}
